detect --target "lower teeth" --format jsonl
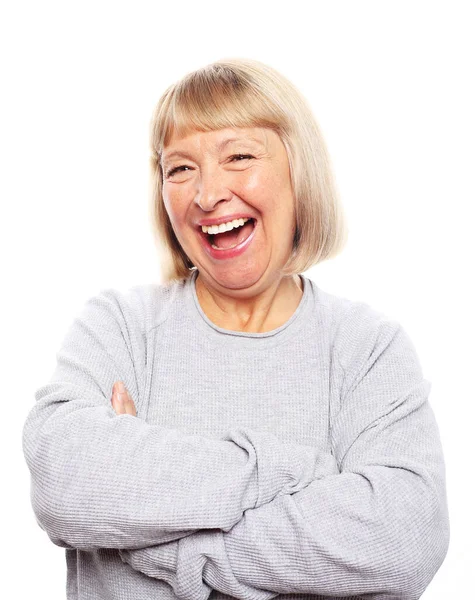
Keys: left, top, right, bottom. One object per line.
{"left": 211, "top": 242, "right": 240, "bottom": 250}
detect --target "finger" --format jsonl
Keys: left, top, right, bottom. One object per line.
{"left": 115, "top": 381, "right": 137, "bottom": 417}
{"left": 123, "top": 389, "right": 137, "bottom": 417}
{"left": 111, "top": 384, "right": 126, "bottom": 415}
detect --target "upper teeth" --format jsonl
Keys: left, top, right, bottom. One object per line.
{"left": 201, "top": 218, "right": 250, "bottom": 234}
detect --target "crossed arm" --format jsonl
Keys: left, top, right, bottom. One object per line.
{"left": 22, "top": 289, "right": 340, "bottom": 551}
{"left": 23, "top": 289, "right": 449, "bottom": 599}
{"left": 111, "top": 329, "right": 449, "bottom": 600}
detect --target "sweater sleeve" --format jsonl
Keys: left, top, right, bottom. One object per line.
{"left": 119, "top": 315, "right": 450, "bottom": 600}
{"left": 22, "top": 287, "right": 337, "bottom": 552}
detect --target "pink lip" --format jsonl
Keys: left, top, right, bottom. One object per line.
{"left": 196, "top": 214, "right": 255, "bottom": 227}
{"left": 198, "top": 220, "right": 257, "bottom": 260}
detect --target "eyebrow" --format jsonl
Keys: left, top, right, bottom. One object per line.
{"left": 217, "top": 136, "right": 266, "bottom": 151}
{"left": 162, "top": 135, "right": 266, "bottom": 165}
{"left": 161, "top": 150, "right": 195, "bottom": 164}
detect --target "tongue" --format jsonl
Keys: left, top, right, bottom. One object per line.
{"left": 212, "top": 221, "right": 254, "bottom": 249}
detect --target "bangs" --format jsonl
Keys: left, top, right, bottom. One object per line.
{"left": 151, "top": 64, "right": 289, "bottom": 153}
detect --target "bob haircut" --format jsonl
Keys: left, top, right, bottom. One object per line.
{"left": 149, "top": 57, "right": 348, "bottom": 281}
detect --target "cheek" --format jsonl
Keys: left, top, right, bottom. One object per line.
{"left": 244, "top": 170, "right": 293, "bottom": 216}
{"left": 162, "top": 186, "right": 189, "bottom": 226}
{"left": 241, "top": 171, "right": 278, "bottom": 207}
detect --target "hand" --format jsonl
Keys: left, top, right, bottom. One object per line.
{"left": 111, "top": 381, "right": 137, "bottom": 417}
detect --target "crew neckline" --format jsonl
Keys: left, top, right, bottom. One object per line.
{"left": 183, "top": 269, "right": 314, "bottom": 349}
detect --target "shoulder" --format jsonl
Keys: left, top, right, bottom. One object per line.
{"left": 307, "top": 279, "right": 420, "bottom": 378}
{"left": 52, "top": 278, "right": 190, "bottom": 404}
{"left": 87, "top": 276, "right": 189, "bottom": 338}
{"left": 310, "top": 279, "right": 400, "bottom": 337}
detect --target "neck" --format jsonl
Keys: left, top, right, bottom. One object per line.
{"left": 194, "top": 272, "right": 303, "bottom": 333}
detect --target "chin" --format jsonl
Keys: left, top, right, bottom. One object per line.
{"left": 198, "top": 265, "right": 265, "bottom": 291}
{"left": 217, "top": 272, "right": 262, "bottom": 291}
{"left": 203, "top": 263, "right": 268, "bottom": 293}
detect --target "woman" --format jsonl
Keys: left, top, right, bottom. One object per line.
{"left": 22, "top": 58, "right": 449, "bottom": 600}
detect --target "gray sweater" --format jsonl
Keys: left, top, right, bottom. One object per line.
{"left": 22, "top": 270, "right": 449, "bottom": 600}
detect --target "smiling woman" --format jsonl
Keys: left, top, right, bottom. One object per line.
{"left": 23, "top": 58, "right": 449, "bottom": 600}
{"left": 151, "top": 60, "right": 347, "bottom": 286}
{"left": 148, "top": 59, "right": 348, "bottom": 331}
{"left": 160, "top": 125, "right": 304, "bottom": 324}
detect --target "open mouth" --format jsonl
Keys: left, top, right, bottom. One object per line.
{"left": 203, "top": 218, "right": 256, "bottom": 251}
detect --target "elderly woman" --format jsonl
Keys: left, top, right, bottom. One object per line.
{"left": 22, "top": 58, "right": 449, "bottom": 600}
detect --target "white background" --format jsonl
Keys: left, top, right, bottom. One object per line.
{"left": 2, "top": 1, "right": 473, "bottom": 597}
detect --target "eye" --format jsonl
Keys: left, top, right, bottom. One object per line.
{"left": 229, "top": 154, "right": 254, "bottom": 162}
{"left": 165, "top": 165, "right": 193, "bottom": 178}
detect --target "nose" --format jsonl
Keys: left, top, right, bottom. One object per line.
{"left": 194, "top": 167, "right": 233, "bottom": 212}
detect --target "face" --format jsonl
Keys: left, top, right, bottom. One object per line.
{"left": 161, "top": 126, "right": 296, "bottom": 296}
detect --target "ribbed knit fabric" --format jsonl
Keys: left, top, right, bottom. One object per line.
{"left": 22, "top": 270, "right": 449, "bottom": 600}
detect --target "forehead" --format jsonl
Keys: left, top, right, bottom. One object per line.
{"left": 162, "top": 127, "right": 275, "bottom": 161}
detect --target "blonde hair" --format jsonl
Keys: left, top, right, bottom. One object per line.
{"left": 149, "top": 57, "right": 348, "bottom": 281}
